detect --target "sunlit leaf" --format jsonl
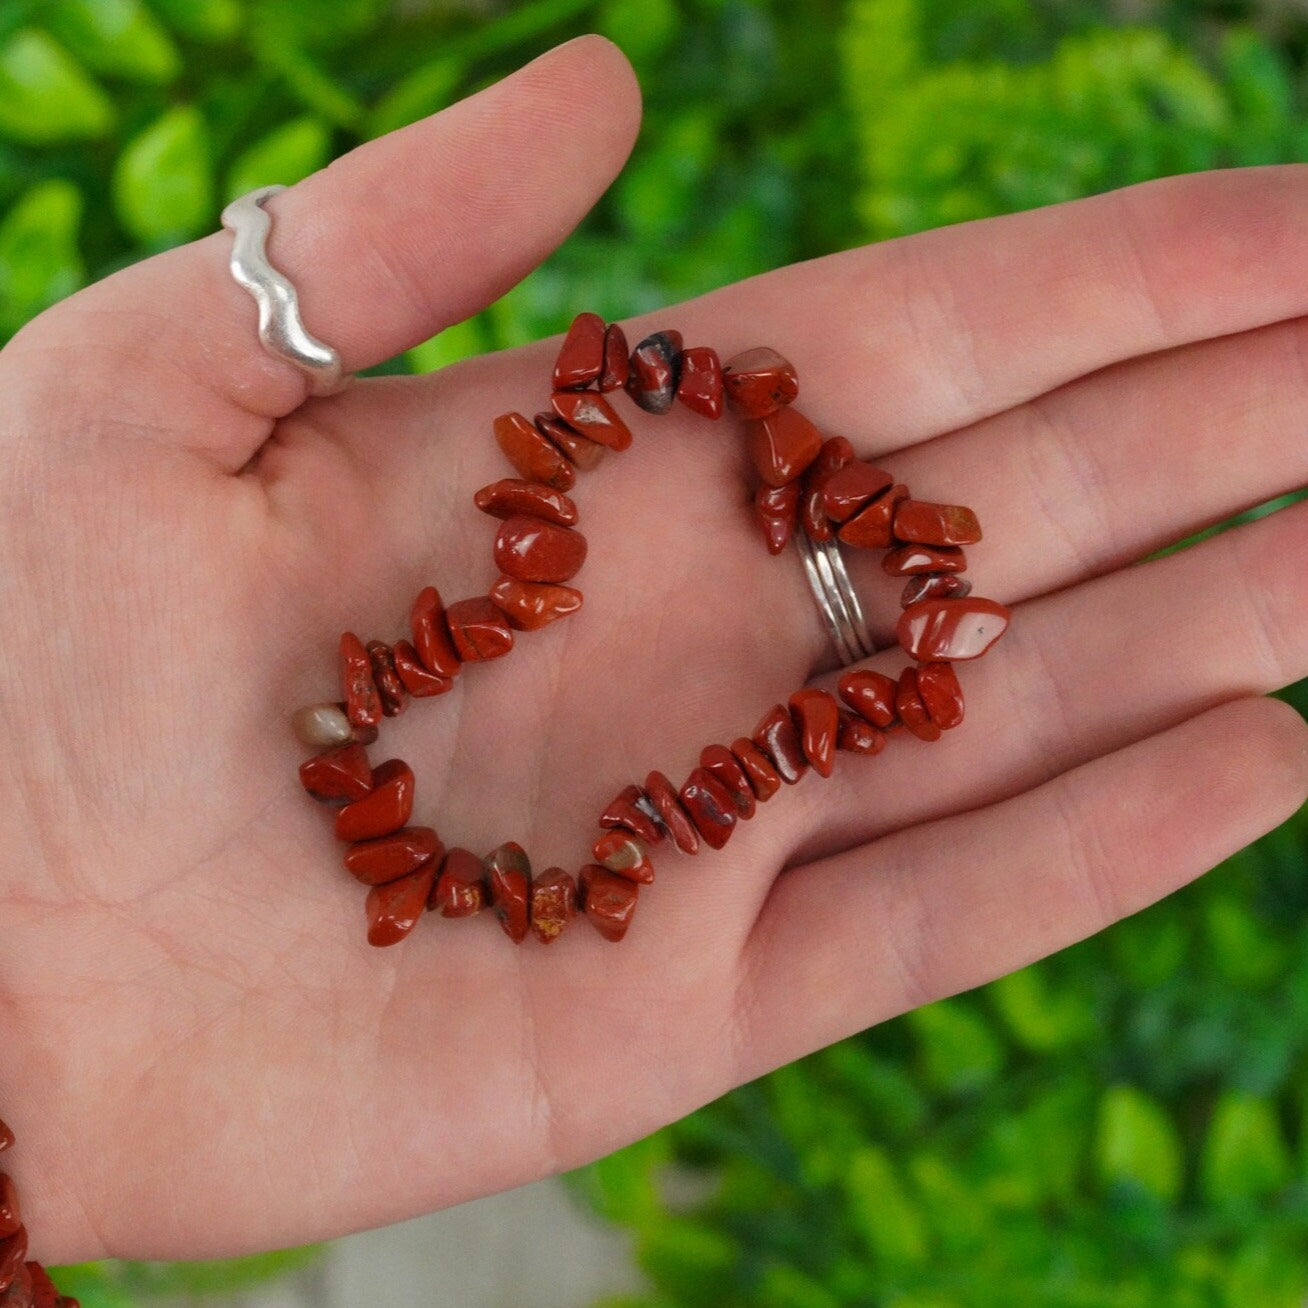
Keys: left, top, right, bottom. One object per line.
{"left": 0, "top": 179, "right": 83, "bottom": 333}
{"left": 225, "top": 115, "right": 330, "bottom": 200}
{"left": 1095, "top": 1085, "right": 1184, "bottom": 1203}
{"left": 112, "top": 104, "right": 214, "bottom": 245}
{"left": 49, "top": 0, "right": 181, "bottom": 84}
{"left": 0, "top": 28, "right": 113, "bottom": 144}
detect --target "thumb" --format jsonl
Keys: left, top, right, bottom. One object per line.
{"left": 12, "top": 34, "right": 641, "bottom": 468}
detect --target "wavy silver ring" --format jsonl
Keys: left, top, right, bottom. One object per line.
{"left": 221, "top": 184, "right": 347, "bottom": 397}
{"left": 795, "top": 530, "right": 875, "bottom": 666}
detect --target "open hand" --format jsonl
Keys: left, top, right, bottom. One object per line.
{"left": 2, "top": 35, "right": 1305, "bottom": 1264}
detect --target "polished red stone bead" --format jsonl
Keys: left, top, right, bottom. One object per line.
{"left": 644, "top": 770, "right": 700, "bottom": 854}
{"left": 699, "top": 744, "right": 756, "bottom": 819}
{"left": 626, "top": 331, "right": 683, "bottom": 414}
{"left": 901, "top": 573, "right": 973, "bottom": 608}
{"left": 580, "top": 864, "right": 639, "bottom": 941}
{"left": 530, "top": 867, "right": 577, "bottom": 944}
{"left": 535, "top": 412, "right": 606, "bottom": 471}
{"left": 0, "top": 1228, "right": 27, "bottom": 1295}
{"left": 335, "top": 759, "right": 414, "bottom": 842}
{"left": 494, "top": 411, "right": 576, "bottom": 491}
{"left": 366, "top": 640, "right": 405, "bottom": 717}
{"left": 366, "top": 862, "right": 436, "bottom": 948}
{"left": 494, "top": 515, "right": 587, "bottom": 584}
{"left": 344, "top": 826, "right": 442, "bottom": 886}
{"left": 27, "top": 1262, "right": 68, "bottom": 1308}
{"left": 754, "top": 480, "right": 800, "bottom": 556}
{"left": 429, "top": 847, "right": 485, "bottom": 917}
{"left": 896, "top": 667, "right": 942, "bottom": 742}
{"left": 883, "top": 543, "right": 967, "bottom": 576}
{"left": 339, "top": 631, "right": 381, "bottom": 728}
{"left": 598, "top": 784, "right": 663, "bottom": 846}
{"left": 486, "top": 842, "right": 531, "bottom": 944}
{"left": 444, "top": 596, "right": 514, "bottom": 661}
{"left": 897, "top": 597, "right": 1012, "bottom": 661}
{"left": 679, "top": 768, "right": 737, "bottom": 850}
{"left": 800, "top": 436, "right": 856, "bottom": 542}
{"left": 917, "top": 660, "right": 965, "bottom": 730}
{"left": 489, "top": 575, "right": 583, "bottom": 631}
{"left": 550, "top": 390, "right": 633, "bottom": 452}
{"left": 838, "top": 484, "right": 908, "bottom": 549}
{"left": 838, "top": 669, "right": 899, "bottom": 729}
{"left": 392, "top": 640, "right": 453, "bottom": 697}
{"left": 0, "top": 1176, "right": 19, "bottom": 1240}
{"left": 822, "top": 461, "right": 896, "bottom": 523}
{"left": 893, "top": 500, "right": 982, "bottom": 547}
{"left": 0, "top": 1259, "right": 30, "bottom": 1306}
{"left": 747, "top": 406, "right": 823, "bottom": 487}
{"left": 599, "top": 323, "right": 630, "bottom": 392}
{"left": 553, "top": 311, "right": 606, "bottom": 390}
{"left": 722, "top": 347, "right": 799, "bottom": 418}
{"left": 474, "top": 478, "right": 579, "bottom": 526}
{"left": 837, "top": 710, "right": 886, "bottom": 755}
{"left": 0, "top": 1123, "right": 11, "bottom": 1154}
{"left": 730, "top": 737, "right": 782, "bottom": 801}
{"left": 752, "top": 704, "right": 808, "bottom": 784}
{"left": 676, "top": 346, "right": 724, "bottom": 419}
{"left": 411, "top": 586, "right": 462, "bottom": 679}
{"left": 592, "top": 829, "right": 654, "bottom": 883}
{"left": 299, "top": 741, "right": 374, "bottom": 803}
{"left": 789, "top": 687, "right": 840, "bottom": 778}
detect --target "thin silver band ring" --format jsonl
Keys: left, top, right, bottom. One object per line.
{"left": 221, "top": 185, "right": 348, "bottom": 396}
{"left": 795, "top": 530, "right": 875, "bottom": 666}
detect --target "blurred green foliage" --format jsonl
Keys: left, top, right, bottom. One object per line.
{"left": 2, "top": 0, "right": 1305, "bottom": 1303}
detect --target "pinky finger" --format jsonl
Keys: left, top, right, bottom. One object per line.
{"left": 733, "top": 696, "right": 1308, "bottom": 1080}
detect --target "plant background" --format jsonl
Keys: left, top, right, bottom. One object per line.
{"left": 2, "top": 0, "right": 1307, "bottom": 1302}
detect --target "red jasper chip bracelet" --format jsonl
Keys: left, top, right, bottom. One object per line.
{"left": 292, "top": 313, "right": 1012, "bottom": 949}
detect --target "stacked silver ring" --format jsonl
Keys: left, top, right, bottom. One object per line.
{"left": 794, "top": 530, "right": 875, "bottom": 666}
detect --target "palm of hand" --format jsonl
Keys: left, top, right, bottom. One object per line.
{"left": 2, "top": 37, "right": 1306, "bottom": 1266}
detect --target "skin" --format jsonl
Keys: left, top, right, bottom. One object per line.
{"left": 1, "top": 34, "right": 1306, "bottom": 1264}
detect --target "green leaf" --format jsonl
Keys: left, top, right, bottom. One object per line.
{"left": 1203, "top": 893, "right": 1287, "bottom": 989}
{"left": 755, "top": 1261, "right": 843, "bottom": 1308}
{"left": 1225, "top": 1238, "right": 1308, "bottom": 1308}
{"left": 225, "top": 115, "right": 330, "bottom": 200}
{"left": 0, "top": 178, "right": 84, "bottom": 333}
{"left": 112, "top": 104, "right": 214, "bottom": 246}
{"left": 564, "top": 1133, "right": 670, "bottom": 1228}
{"left": 989, "top": 962, "right": 1098, "bottom": 1052}
{"left": 368, "top": 56, "right": 464, "bottom": 138}
{"left": 1201, "top": 1091, "right": 1292, "bottom": 1204}
{"left": 637, "top": 1218, "right": 738, "bottom": 1303}
{"left": 597, "top": 0, "right": 680, "bottom": 67}
{"left": 249, "top": 31, "right": 364, "bottom": 129}
{"left": 0, "top": 28, "right": 113, "bottom": 144}
{"left": 1094, "top": 1085, "right": 1184, "bottom": 1203}
{"left": 144, "top": 0, "right": 243, "bottom": 42}
{"left": 1108, "top": 903, "right": 1189, "bottom": 988}
{"left": 843, "top": 1144, "right": 930, "bottom": 1268}
{"left": 907, "top": 998, "right": 1005, "bottom": 1095}
{"left": 49, "top": 0, "right": 181, "bottom": 84}
{"left": 406, "top": 316, "right": 489, "bottom": 374}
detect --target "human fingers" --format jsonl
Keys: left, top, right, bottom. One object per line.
{"left": 0, "top": 35, "right": 640, "bottom": 470}
{"left": 732, "top": 695, "right": 1308, "bottom": 1078}
{"left": 774, "top": 494, "right": 1308, "bottom": 872}
{"left": 673, "top": 164, "right": 1308, "bottom": 454}
{"left": 832, "top": 310, "right": 1308, "bottom": 644}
